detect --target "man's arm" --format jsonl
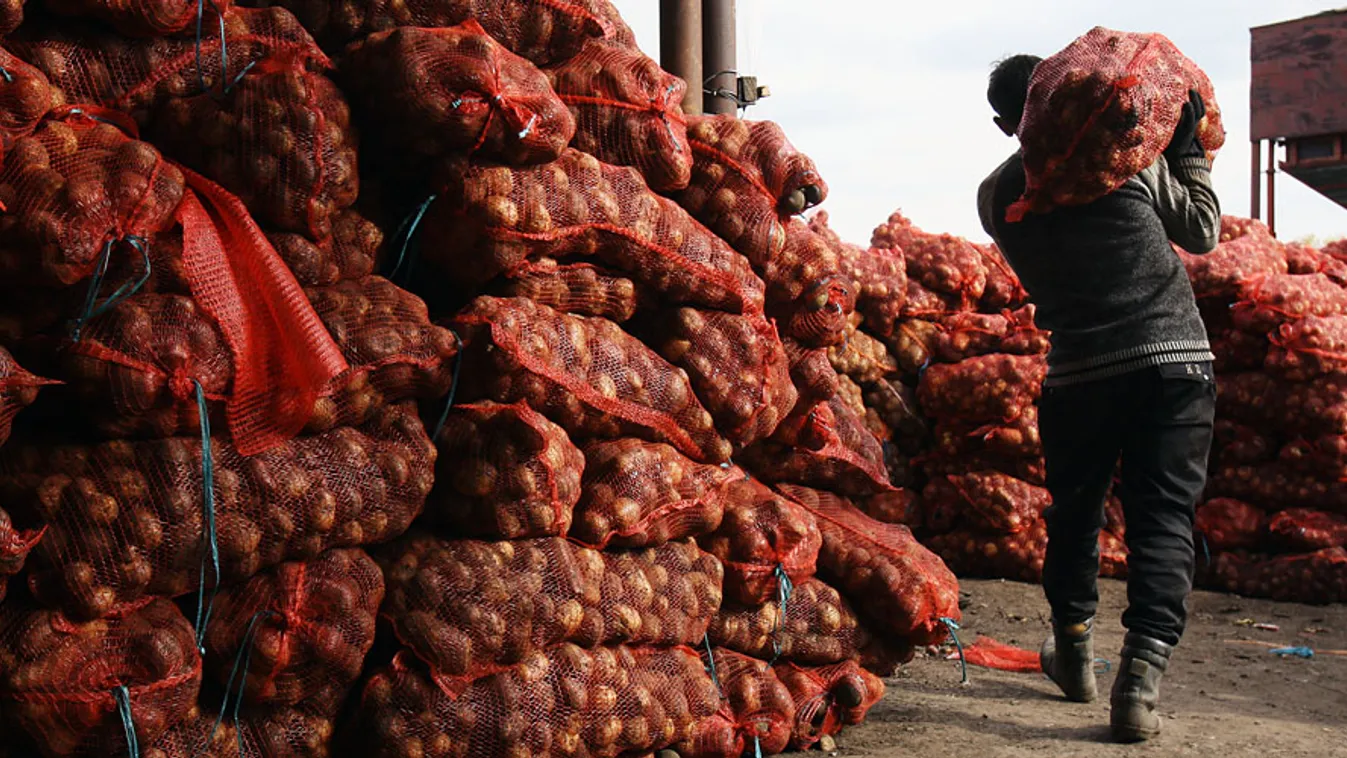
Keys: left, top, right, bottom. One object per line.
{"left": 1139, "top": 154, "right": 1222, "bottom": 255}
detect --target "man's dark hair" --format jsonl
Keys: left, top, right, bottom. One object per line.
{"left": 988, "top": 54, "right": 1043, "bottom": 130}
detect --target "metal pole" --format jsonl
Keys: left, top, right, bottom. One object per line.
{"left": 1266, "top": 141, "right": 1277, "bottom": 238}
{"left": 702, "top": 0, "right": 737, "bottom": 115}
{"left": 660, "top": 0, "right": 703, "bottom": 116}
{"left": 1250, "top": 139, "right": 1262, "bottom": 221}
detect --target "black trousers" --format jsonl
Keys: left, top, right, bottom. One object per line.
{"left": 1038, "top": 362, "right": 1216, "bottom": 647}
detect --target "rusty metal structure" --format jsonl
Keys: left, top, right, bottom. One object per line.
{"left": 1250, "top": 8, "right": 1347, "bottom": 235}
{"left": 660, "top": 0, "right": 766, "bottom": 118}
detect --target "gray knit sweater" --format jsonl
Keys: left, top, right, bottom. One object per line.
{"left": 977, "top": 152, "right": 1221, "bottom": 386}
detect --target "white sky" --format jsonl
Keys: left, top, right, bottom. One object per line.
{"left": 612, "top": 1, "right": 1347, "bottom": 247}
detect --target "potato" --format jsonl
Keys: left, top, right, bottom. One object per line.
{"left": 686, "top": 648, "right": 793, "bottom": 756}
{"left": 917, "top": 354, "right": 1046, "bottom": 425}
{"left": 497, "top": 258, "right": 648, "bottom": 322}
{"left": 772, "top": 660, "right": 884, "bottom": 750}
{"left": 1177, "top": 216, "right": 1286, "bottom": 299}
{"left": 741, "top": 396, "right": 892, "bottom": 498}
{"left": 1231, "top": 274, "right": 1347, "bottom": 335}
{"left": 925, "top": 520, "right": 1050, "bottom": 584}
{"left": 921, "top": 471, "right": 1050, "bottom": 535}
{"left": 267, "top": 209, "right": 382, "bottom": 288}
{"left": 708, "top": 578, "right": 873, "bottom": 666}
{"left": 697, "top": 479, "right": 820, "bottom": 606}
{"left": 1203, "top": 547, "right": 1347, "bottom": 604}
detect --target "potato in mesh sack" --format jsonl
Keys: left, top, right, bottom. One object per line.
{"left": 783, "top": 337, "right": 839, "bottom": 407}
{"left": 1267, "top": 508, "right": 1347, "bottom": 552}
{"left": 922, "top": 471, "right": 1049, "bottom": 535}
{"left": 151, "top": 58, "right": 358, "bottom": 241}
{"left": 1231, "top": 273, "right": 1347, "bottom": 335}
{"left": 548, "top": 39, "right": 691, "bottom": 192}
{"left": 834, "top": 373, "right": 868, "bottom": 428}
{"left": 342, "top": 22, "right": 574, "bottom": 174}
{"left": 975, "top": 243, "right": 1029, "bottom": 310}
{"left": 0, "top": 112, "right": 185, "bottom": 287}
{"left": 0, "top": 597, "right": 202, "bottom": 758}
{"left": 741, "top": 396, "right": 892, "bottom": 498}
{"left": 859, "top": 488, "right": 921, "bottom": 528}
{"left": 848, "top": 248, "right": 909, "bottom": 340}
{"left": 932, "top": 307, "right": 1050, "bottom": 364}
{"left": 1206, "top": 463, "right": 1347, "bottom": 514}
{"left": 762, "top": 220, "right": 854, "bottom": 348}
{"left": 0, "top": 0, "right": 21, "bottom": 34}
{"left": 1206, "top": 547, "right": 1347, "bottom": 605}
{"left": 932, "top": 404, "right": 1041, "bottom": 464}
{"left": 145, "top": 700, "right": 336, "bottom": 758}
{"left": 356, "top": 644, "right": 722, "bottom": 758}
{"left": 496, "top": 258, "right": 647, "bottom": 322}
{"left": 375, "top": 533, "right": 723, "bottom": 682}
{"left": 1212, "top": 419, "right": 1274, "bottom": 466}
{"left": 871, "top": 210, "right": 986, "bottom": 304}
{"left": 426, "top": 401, "right": 584, "bottom": 540}
{"left": 698, "top": 478, "right": 821, "bottom": 606}
{"left": 0, "top": 505, "right": 42, "bottom": 603}
{"left": 42, "top": 0, "right": 230, "bottom": 38}
{"left": 925, "top": 521, "right": 1049, "bottom": 584}
{"left": 1266, "top": 314, "right": 1347, "bottom": 381}
{"left": 1009, "top": 27, "right": 1224, "bottom": 219}
{"left": 779, "top": 485, "right": 960, "bottom": 647}
{"left": 772, "top": 660, "right": 884, "bottom": 751}
{"left": 882, "top": 318, "right": 941, "bottom": 378}
{"left": 654, "top": 308, "right": 796, "bottom": 447}
{"left": 0, "top": 47, "right": 60, "bottom": 159}
{"left": 570, "top": 438, "right": 739, "bottom": 549}
{"left": 0, "top": 403, "right": 434, "bottom": 621}
{"left": 202, "top": 548, "right": 382, "bottom": 713}
{"left": 707, "top": 578, "right": 875, "bottom": 667}
{"left": 1193, "top": 498, "right": 1265, "bottom": 552}
{"left": 266, "top": 209, "right": 383, "bottom": 287}
{"left": 828, "top": 322, "right": 898, "bottom": 385}
{"left": 679, "top": 114, "right": 827, "bottom": 267}
{"left": 687, "top": 648, "right": 794, "bottom": 757}
{"left": 863, "top": 378, "right": 926, "bottom": 455}
{"left": 1217, "top": 371, "right": 1347, "bottom": 437}
{"left": 0, "top": 346, "right": 50, "bottom": 448}
{"left": 452, "top": 296, "right": 731, "bottom": 463}
{"left": 917, "top": 354, "right": 1046, "bottom": 425}
{"left": 1211, "top": 328, "right": 1270, "bottom": 374}
{"left": 1176, "top": 216, "right": 1286, "bottom": 299}
{"left": 423, "top": 150, "right": 765, "bottom": 315}
{"left": 923, "top": 449, "right": 1047, "bottom": 488}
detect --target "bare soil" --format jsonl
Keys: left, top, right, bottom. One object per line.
{"left": 834, "top": 578, "right": 1347, "bottom": 758}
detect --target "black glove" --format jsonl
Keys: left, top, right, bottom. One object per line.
{"left": 1164, "top": 89, "right": 1206, "bottom": 162}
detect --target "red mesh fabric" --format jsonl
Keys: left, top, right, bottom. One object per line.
{"left": 871, "top": 211, "right": 986, "bottom": 304}
{"left": 426, "top": 401, "right": 584, "bottom": 540}
{"left": 356, "top": 644, "right": 721, "bottom": 758}
{"left": 780, "top": 485, "right": 960, "bottom": 647}
{"left": 975, "top": 243, "right": 1029, "bottom": 310}
{"left": 917, "top": 354, "right": 1047, "bottom": 425}
{"left": 834, "top": 374, "right": 868, "bottom": 427}
{"left": 1177, "top": 216, "right": 1286, "bottom": 299}
{"left": 0, "top": 505, "right": 42, "bottom": 603}
{"left": 772, "top": 661, "right": 883, "bottom": 751}
{"left": 570, "top": 438, "right": 739, "bottom": 549}
{"left": 375, "top": 533, "right": 723, "bottom": 684}
{"left": 901, "top": 281, "right": 965, "bottom": 320}
{"left": 343, "top": 22, "right": 574, "bottom": 174}
{"left": 145, "top": 701, "right": 336, "bottom": 758}
{"left": 1218, "top": 371, "right": 1347, "bottom": 437}
{"left": 497, "top": 258, "right": 647, "bottom": 322}
{"left": 932, "top": 406, "right": 1042, "bottom": 463}
{"left": 697, "top": 478, "right": 821, "bottom": 606}
{"left": 863, "top": 378, "right": 927, "bottom": 454}
{"left": 782, "top": 338, "right": 839, "bottom": 407}
{"left": 152, "top": 58, "right": 358, "bottom": 241}
{"left": 655, "top": 308, "right": 796, "bottom": 447}
{"left": 954, "top": 636, "right": 1041, "bottom": 673}
{"left": 0, "top": 47, "right": 59, "bottom": 161}
{"left": 0, "top": 0, "right": 21, "bottom": 35}
{"left": 926, "top": 521, "right": 1048, "bottom": 583}
{"left": 0, "top": 597, "right": 202, "bottom": 757}
{"left": 0, "top": 347, "right": 50, "bottom": 447}
{"left": 424, "top": 150, "right": 765, "bottom": 315}
{"left": 0, "top": 403, "right": 433, "bottom": 620}
{"left": 1231, "top": 274, "right": 1347, "bottom": 334}
{"left": 1267, "top": 508, "right": 1347, "bottom": 552}
{"left": 883, "top": 319, "right": 937, "bottom": 378}
{"left": 922, "top": 472, "right": 1050, "bottom": 535}
{"left": 452, "top": 296, "right": 731, "bottom": 463}
{"left": 743, "top": 396, "right": 892, "bottom": 498}
{"left": 763, "top": 221, "right": 853, "bottom": 348}
{"left": 1099, "top": 531, "right": 1129, "bottom": 578}
{"left": 1010, "top": 27, "right": 1224, "bottom": 220}
{"left": 1212, "top": 420, "right": 1274, "bottom": 465}
{"left": 1281, "top": 434, "right": 1347, "bottom": 479}
{"left": 931, "top": 308, "right": 1050, "bottom": 364}
{"left": 548, "top": 39, "right": 691, "bottom": 192}
{"left": 707, "top": 578, "right": 875, "bottom": 666}
{"left": 1104, "top": 495, "right": 1125, "bottom": 539}
{"left": 202, "top": 548, "right": 382, "bottom": 712}
{"left": 1207, "top": 547, "right": 1347, "bottom": 604}
{"left": 923, "top": 450, "right": 1047, "bottom": 488}
{"left": 1266, "top": 314, "right": 1347, "bottom": 380}
{"left": 859, "top": 488, "right": 921, "bottom": 527}
{"left": 1207, "top": 463, "right": 1347, "bottom": 514}
{"left": 828, "top": 323, "right": 898, "bottom": 385}
{"left": 680, "top": 115, "right": 827, "bottom": 267}
{"left": 43, "top": 0, "right": 229, "bottom": 37}
{"left": 266, "top": 208, "right": 382, "bottom": 287}
{"left": 245, "top": 0, "right": 616, "bottom": 65}
{"left": 1211, "top": 328, "right": 1270, "bottom": 374}
{"left": 836, "top": 244, "right": 907, "bottom": 341}
{"left": 689, "top": 648, "right": 794, "bottom": 757}
{"left": 0, "top": 111, "right": 185, "bottom": 287}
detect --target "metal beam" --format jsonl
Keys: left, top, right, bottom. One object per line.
{"left": 702, "top": 0, "right": 737, "bottom": 115}
{"left": 1267, "top": 141, "right": 1278, "bottom": 237}
{"left": 660, "top": 0, "right": 703, "bottom": 115}
{"left": 1251, "top": 139, "right": 1262, "bottom": 221}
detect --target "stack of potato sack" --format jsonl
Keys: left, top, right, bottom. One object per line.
{"left": 1185, "top": 216, "right": 1347, "bottom": 604}
{"left": 0, "top": 5, "right": 457, "bottom": 757}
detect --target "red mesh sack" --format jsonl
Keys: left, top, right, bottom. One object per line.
{"left": 1267, "top": 508, "right": 1347, "bottom": 552}
{"left": 918, "top": 354, "right": 1046, "bottom": 425}
{"left": 266, "top": 209, "right": 382, "bottom": 287}
{"left": 871, "top": 211, "right": 986, "bottom": 304}
{"left": 772, "top": 660, "right": 883, "bottom": 751}
{"left": 1177, "top": 216, "right": 1285, "bottom": 299}
{"left": 860, "top": 488, "right": 921, "bottom": 527}
{"left": 780, "top": 485, "right": 960, "bottom": 647}
{"left": 356, "top": 644, "right": 721, "bottom": 758}
{"left": 0, "top": 506, "right": 42, "bottom": 603}
{"left": 697, "top": 478, "right": 821, "bottom": 607}
{"left": 1201, "top": 498, "right": 1260, "bottom": 552}
{"left": 570, "top": 438, "right": 739, "bottom": 549}
{"left": 783, "top": 338, "right": 838, "bottom": 407}
{"left": 921, "top": 472, "right": 1049, "bottom": 535}
{"left": 1231, "top": 273, "right": 1347, "bottom": 335}
{"left": 901, "top": 280, "right": 965, "bottom": 320}
{"left": 144, "top": 700, "right": 336, "bottom": 758}
{"left": 926, "top": 521, "right": 1048, "bottom": 583}
{"left": 202, "top": 548, "right": 382, "bottom": 713}
{"left": 0, "top": 111, "right": 185, "bottom": 287}
{"left": 42, "top": 0, "right": 230, "bottom": 38}
{"left": 689, "top": 648, "right": 794, "bottom": 757}
{"left": 452, "top": 297, "right": 731, "bottom": 463}
{"left": 0, "top": 347, "right": 49, "bottom": 447}
{"left": 923, "top": 450, "right": 1047, "bottom": 488}
{"left": 0, "top": 403, "right": 433, "bottom": 620}
{"left": 426, "top": 401, "right": 583, "bottom": 540}
{"left": 742, "top": 396, "right": 892, "bottom": 498}
{"left": 423, "top": 150, "right": 765, "bottom": 315}
{"left": 828, "top": 323, "right": 898, "bottom": 385}
{"left": 932, "top": 308, "right": 1050, "bottom": 364}
{"left": 1205, "top": 463, "right": 1347, "bottom": 514}
{"left": 932, "top": 406, "right": 1042, "bottom": 462}
{"left": 1104, "top": 494, "right": 1126, "bottom": 539}
{"left": 1281, "top": 434, "right": 1347, "bottom": 479}
{"left": 863, "top": 378, "right": 927, "bottom": 455}
{"left": 762, "top": 221, "right": 853, "bottom": 348}
{"left": 680, "top": 115, "right": 827, "bottom": 267}
{"left": 707, "top": 578, "right": 875, "bottom": 666}
{"left": 151, "top": 58, "right": 358, "bottom": 241}
{"left": 655, "top": 308, "right": 796, "bottom": 447}
{"left": 1211, "top": 328, "right": 1270, "bottom": 374}
{"left": 0, "top": 597, "right": 202, "bottom": 758}
{"left": 246, "top": 0, "right": 616, "bottom": 65}
{"left": 497, "top": 258, "right": 647, "bottom": 322}
{"left": 375, "top": 533, "right": 723, "bottom": 683}
{"left": 1266, "top": 314, "right": 1347, "bottom": 380}
{"left": 834, "top": 374, "right": 867, "bottom": 428}
{"left": 0, "top": 47, "right": 59, "bottom": 160}
{"left": 1099, "top": 530, "right": 1129, "bottom": 579}
{"left": 342, "top": 22, "right": 574, "bottom": 173}
{"left": 1218, "top": 371, "right": 1347, "bottom": 437}
{"left": 824, "top": 229, "right": 907, "bottom": 340}
{"left": 1009, "top": 27, "right": 1224, "bottom": 220}
{"left": 1212, "top": 420, "right": 1273, "bottom": 466}
{"left": 0, "top": 0, "right": 21, "bottom": 35}
{"left": 884, "top": 319, "right": 939, "bottom": 378}
{"left": 548, "top": 39, "right": 691, "bottom": 192}
{"left": 1207, "top": 547, "right": 1347, "bottom": 604}
{"left": 976, "top": 243, "right": 1029, "bottom": 310}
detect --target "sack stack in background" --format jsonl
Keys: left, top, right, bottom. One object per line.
{"left": 0, "top": 3, "right": 962, "bottom": 757}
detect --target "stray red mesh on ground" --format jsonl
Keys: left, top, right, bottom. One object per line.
{"left": 954, "top": 636, "right": 1041, "bottom": 674}
{"left": 497, "top": 258, "right": 647, "bottom": 322}
{"left": 773, "top": 660, "right": 884, "bottom": 751}
{"left": 708, "top": 577, "right": 876, "bottom": 666}
{"left": 698, "top": 478, "right": 821, "bottom": 606}
{"left": 691, "top": 648, "right": 794, "bottom": 757}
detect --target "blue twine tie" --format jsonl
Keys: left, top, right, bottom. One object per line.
{"left": 702, "top": 632, "right": 724, "bottom": 698}
{"left": 194, "top": 0, "right": 229, "bottom": 95}
{"left": 387, "top": 194, "right": 437, "bottom": 285}
{"left": 0, "top": 65, "right": 12, "bottom": 83}
{"left": 767, "top": 564, "right": 793, "bottom": 666}
{"left": 753, "top": 734, "right": 763, "bottom": 758}
{"left": 192, "top": 380, "right": 220, "bottom": 654}
{"left": 941, "top": 617, "right": 968, "bottom": 685}
{"left": 71, "top": 236, "right": 151, "bottom": 342}
{"left": 113, "top": 685, "right": 139, "bottom": 758}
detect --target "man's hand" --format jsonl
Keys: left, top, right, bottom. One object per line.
{"left": 1164, "top": 89, "right": 1207, "bottom": 162}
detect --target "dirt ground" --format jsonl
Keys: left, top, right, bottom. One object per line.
{"left": 834, "top": 578, "right": 1347, "bottom": 758}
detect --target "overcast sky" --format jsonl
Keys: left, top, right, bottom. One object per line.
{"left": 612, "top": 1, "right": 1347, "bottom": 247}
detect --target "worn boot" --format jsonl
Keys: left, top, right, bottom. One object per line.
{"left": 1110, "top": 633, "right": 1173, "bottom": 743}
{"left": 1039, "top": 618, "right": 1097, "bottom": 703}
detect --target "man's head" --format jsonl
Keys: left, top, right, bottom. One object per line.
{"left": 988, "top": 54, "right": 1043, "bottom": 137}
